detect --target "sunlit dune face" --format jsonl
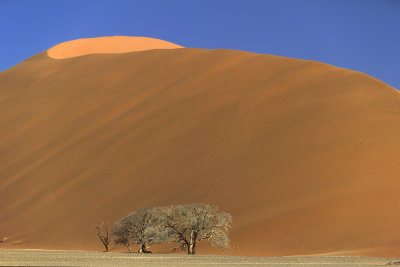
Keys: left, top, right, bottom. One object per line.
{"left": 47, "top": 36, "right": 184, "bottom": 59}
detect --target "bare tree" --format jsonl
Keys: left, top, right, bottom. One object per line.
{"left": 112, "top": 223, "right": 132, "bottom": 252}
{"left": 162, "top": 203, "right": 232, "bottom": 254}
{"left": 96, "top": 221, "right": 113, "bottom": 252}
{"left": 112, "top": 208, "right": 168, "bottom": 253}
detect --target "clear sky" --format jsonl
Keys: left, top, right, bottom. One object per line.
{"left": 0, "top": 0, "right": 399, "bottom": 89}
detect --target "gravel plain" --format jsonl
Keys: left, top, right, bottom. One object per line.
{"left": 0, "top": 249, "right": 399, "bottom": 266}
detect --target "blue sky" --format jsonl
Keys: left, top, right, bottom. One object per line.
{"left": 0, "top": 0, "right": 399, "bottom": 89}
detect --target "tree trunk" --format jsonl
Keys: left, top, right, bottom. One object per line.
{"left": 187, "top": 231, "right": 197, "bottom": 254}
{"left": 188, "top": 243, "right": 195, "bottom": 254}
{"left": 138, "top": 243, "right": 152, "bottom": 253}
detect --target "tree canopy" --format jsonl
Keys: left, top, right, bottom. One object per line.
{"left": 162, "top": 203, "right": 232, "bottom": 254}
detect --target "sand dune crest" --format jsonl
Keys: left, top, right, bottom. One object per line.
{"left": 47, "top": 36, "right": 183, "bottom": 59}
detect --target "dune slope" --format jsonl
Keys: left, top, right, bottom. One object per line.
{"left": 0, "top": 42, "right": 400, "bottom": 257}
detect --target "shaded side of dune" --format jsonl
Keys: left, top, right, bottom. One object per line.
{"left": 1, "top": 48, "right": 400, "bottom": 257}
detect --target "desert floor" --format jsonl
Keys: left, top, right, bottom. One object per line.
{"left": 0, "top": 249, "right": 398, "bottom": 266}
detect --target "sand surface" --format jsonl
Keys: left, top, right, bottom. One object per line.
{"left": 1, "top": 38, "right": 400, "bottom": 257}
{"left": 0, "top": 249, "right": 397, "bottom": 266}
{"left": 47, "top": 36, "right": 183, "bottom": 59}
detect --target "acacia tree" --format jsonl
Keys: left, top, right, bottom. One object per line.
{"left": 112, "top": 208, "right": 168, "bottom": 253}
{"left": 112, "top": 223, "right": 132, "bottom": 252}
{"left": 96, "top": 221, "right": 113, "bottom": 252}
{"left": 162, "top": 203, "right": 232, "bottom": 254}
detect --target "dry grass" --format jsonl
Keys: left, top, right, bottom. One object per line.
{"left": 0, "top": 249, "right": 398, "bottom": 266}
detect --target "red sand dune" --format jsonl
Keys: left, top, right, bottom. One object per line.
{"left": 1, "top": 36, "right": 400, "bottom": 257}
